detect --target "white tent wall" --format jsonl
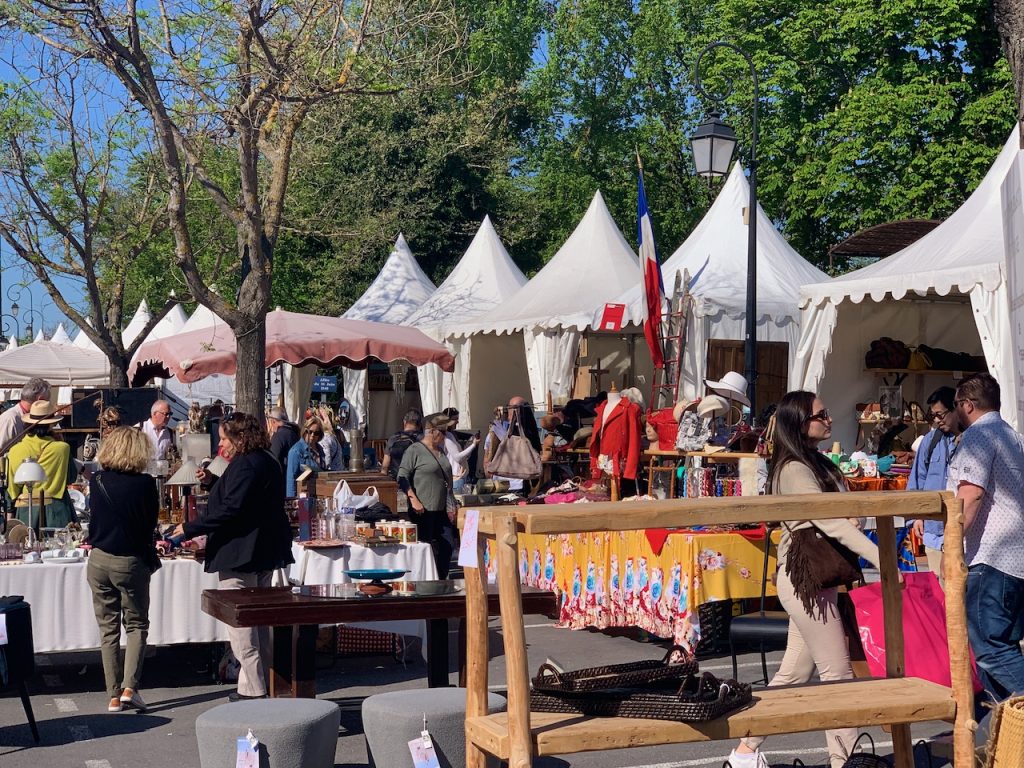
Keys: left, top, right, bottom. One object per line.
{"left": 794, "top": 296, "right": 984, "bottom": 450}
{"left": 283, "top": 365, "right": 318, "bottom": 424}
{"left": 343, "top": 369, "right": 370, "bottom": 430}
{"left": 578, "top": 330, "right": 655, "bottom": 400}
{"left": 465, "top": 332, "right": 533, "bottom": 431}
{"left": 416, "top": 337, "right": 468, "bottom": 425}
{"left": 367, "top": 388, "right": 424, "bottom": 438}
{"left": 524, "top": 328, "right": 581, "bottom": 405}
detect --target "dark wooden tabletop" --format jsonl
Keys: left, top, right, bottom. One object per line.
{"left": 202, "top": 581, "right": 557, "bottom": 627}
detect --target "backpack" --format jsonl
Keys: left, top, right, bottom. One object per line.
{"left": 387, "top": 431, "right": 418, "bottom": 478}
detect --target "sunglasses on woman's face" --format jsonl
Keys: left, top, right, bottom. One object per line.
{"left": 807, "top": 409, "right": 832, "bottom": 423}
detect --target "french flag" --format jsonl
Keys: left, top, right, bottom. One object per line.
{"left": 638, "top": 171, "right": 665, "bottom": 368}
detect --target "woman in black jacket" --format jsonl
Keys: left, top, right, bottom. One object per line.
{"left": 174, "top": 412, "right": 293, "bottom": 701}
{"left": 87, "top": 427, "right": 160, "bottom": 714}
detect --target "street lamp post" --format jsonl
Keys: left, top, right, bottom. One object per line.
{"left": 0, "top": 313, "right": 19, "bottom": 349}
{"left": 691, "top": 41, "right": 760, "bottom": 423}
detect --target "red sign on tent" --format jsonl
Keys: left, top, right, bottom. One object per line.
{"left": 598, "top": 303, "right": 626, "bottom": 331}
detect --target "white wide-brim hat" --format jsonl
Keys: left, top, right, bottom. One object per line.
{"left": 704, "top": 371, "right": 750, "bottom": 406}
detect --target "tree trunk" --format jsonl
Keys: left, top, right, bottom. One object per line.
{"left": 234, "top": 318, "right": 267, "bottom": 417}
{"left": 108, "top": 363, "right": 129, "bottom": 389}
{"left": 995, "top": 0, "right": 1024, "bottom": 130}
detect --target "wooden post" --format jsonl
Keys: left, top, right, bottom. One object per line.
{"left": 464, "top": 532, "right": 490, "bottom": 768}
{"left": 942, "top": 496, "right": 976, "bottom": 768}
{"left": 496, "top": 513, "right": 532, "bottom": 768}
{"left": 876, "top": 517, "right": 912, "bottom": 768}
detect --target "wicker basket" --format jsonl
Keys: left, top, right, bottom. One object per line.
{"left": 986, "top": 695, "right": 1024, "bottom": 767}
{"left": 529, "top": 671, "right": 753, "bottom": 722}
{"left": 532, "top": 646, "right": 697, "bottom": 694}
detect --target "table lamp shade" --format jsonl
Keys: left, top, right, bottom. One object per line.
{"left": 165, "top": 458, "right": 200, "bottom": 486}
{"left": 14, "top": 458, "right": 46, "bottom": 485}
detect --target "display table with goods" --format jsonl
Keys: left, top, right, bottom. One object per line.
{"left": 483, "top": 526, "right": 776, "bottom": 654}
{"left": 459, "top": 491, "right": 972, "bottom": 768}
{"left": 0, "top": 555, "right": 227, "bottom": 651}
{"left": 201, "top": 581, "right": 556, "bottom": 696}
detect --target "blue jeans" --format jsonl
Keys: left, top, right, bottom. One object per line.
{"left": 967, "top": 563, "right": 1024, "bottom": 700}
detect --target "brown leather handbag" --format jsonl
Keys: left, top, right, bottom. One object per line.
{"left": 489, "top": 410, "right": 543, "bottom": 480}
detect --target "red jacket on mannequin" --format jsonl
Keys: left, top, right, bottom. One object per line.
{"left": 589, "top": 398, "right": 642, "bottom": 480}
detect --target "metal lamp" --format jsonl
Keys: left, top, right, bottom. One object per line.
{"left": 690, "top": 111, "right": 737, "bottom": 179}
{"left": 14, "top": 457, "right": 47, "bottom": 536}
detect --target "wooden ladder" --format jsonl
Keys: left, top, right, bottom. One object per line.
{"left": 649, "top": 270, "right": 692, "bottom": 412}
{"left": 461, "top": 492, "right": 975, "bottom": 768}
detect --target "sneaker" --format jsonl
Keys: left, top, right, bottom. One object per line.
{"left": 726, "top": 749, "right": 770, "bottom": 768}
{"left": 228, "top": 692, "right": 268, "bottom": 702}
{"left": 107, "top": 697, "right": 123, "bottom": 713}
{"left": 119, "top": 688, "right": 147, "bottom": 712}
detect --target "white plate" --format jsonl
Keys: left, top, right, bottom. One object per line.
{"left": 43, "top": 556, "right": 86, "bottom": 564}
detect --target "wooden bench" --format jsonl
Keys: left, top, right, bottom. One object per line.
{"left": 460, "top": 491, "right": 974, "bottom": 768}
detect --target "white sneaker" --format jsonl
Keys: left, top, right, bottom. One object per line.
{"left": 726, "top": 749, "right": 770, "bottom": 768}
{"left": 119, "top": 688, "right": 147, "bottom": 712}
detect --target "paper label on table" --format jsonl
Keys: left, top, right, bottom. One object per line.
{"left": 235, "top": 734, "right": 258, "bottom": 768}
{"left": 457, "top": 509, "right": 480, "bottom": 568}
{"left": 408, "top": 733, "right": 441, "bottom": 768}
{"left": 0, "top": 614, "right": 7, "bottom": 645}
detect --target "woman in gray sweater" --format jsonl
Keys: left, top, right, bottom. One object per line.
{"left": 398, "top": 413, "right": 456, "bottom": 578}
{"left": 727, "top": 391, "right": 893, "bottom": 768}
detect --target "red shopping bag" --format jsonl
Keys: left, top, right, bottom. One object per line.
{"left": 849, "top": 571, "right": 982, "bottom": 692}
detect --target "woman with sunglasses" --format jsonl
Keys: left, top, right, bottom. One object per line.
{"left": 727, "top": 391, "right": 890, "bottom": 768}
{"left": 285, "top": 417, "right": 327, "bottom": 497}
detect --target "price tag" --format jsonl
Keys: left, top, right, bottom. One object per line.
{"left": 0, "top": 614, "right": 8, "bottom": 646}
{"left": 408, "top": 730, "right": 441, "bottom": 768}
{"left": 235, "top": 730, "right": 259, "bottom": 768}
{"left": 457, "top": 509, "right": 480, "bottom": 568}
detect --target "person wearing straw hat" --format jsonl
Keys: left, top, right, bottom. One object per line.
{"left": 7, "top": 400, "right": 77, "bottom": 529}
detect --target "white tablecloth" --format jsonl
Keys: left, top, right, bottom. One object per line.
{"left": 0, "top": 558, "right": 226, "bottom": 653}
{"left": 289, "top": 541, "right": 438, "bottom": 585}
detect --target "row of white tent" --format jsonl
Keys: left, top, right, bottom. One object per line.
{"left": 348, "top": 126, "right": 1024, "bottom": 448}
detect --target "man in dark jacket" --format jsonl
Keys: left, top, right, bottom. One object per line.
{"left": 267, "top": 406, "right": 299, "bottom": 471}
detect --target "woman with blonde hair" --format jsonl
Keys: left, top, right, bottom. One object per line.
{"left": 87, "top": 427, "right": 160, "bottom": 713}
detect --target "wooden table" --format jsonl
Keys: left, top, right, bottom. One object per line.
{"left": 202, "top": 582, "right": 556, "bottom": 698}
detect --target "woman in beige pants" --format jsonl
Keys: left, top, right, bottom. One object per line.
{"left": 727, "top": 392, "right": 893, "bottom": 768}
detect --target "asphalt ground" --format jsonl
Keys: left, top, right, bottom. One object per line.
{"left": 0, "top": 614, "right": 957, "bottom": 768}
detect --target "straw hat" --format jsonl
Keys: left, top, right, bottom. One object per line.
{"left": 704, "top": 371, "right": 750, "bottom": 406}
{"left": 22, "top": 400, "right": 62, "bottom": 425}
{"left": 424, "top": 413, "right": 455, "bottom": 431}
{"left": 697, "top": 395, "right": 730, "bottom": 420}
{"left": 672, "top": 398, "right": 700, "bottom": 422}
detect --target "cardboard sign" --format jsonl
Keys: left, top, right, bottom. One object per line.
{"left": 457, "top": 509, "right": 480, "bottom": 568}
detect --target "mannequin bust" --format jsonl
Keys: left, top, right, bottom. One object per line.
{"left": 605, "top": 381, "right": 622, "bottom": 410}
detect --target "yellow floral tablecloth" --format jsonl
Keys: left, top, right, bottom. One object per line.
{"left": 485, "top": 529, "right": 776, "bottom": 653}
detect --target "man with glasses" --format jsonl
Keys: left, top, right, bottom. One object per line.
{"left": 138, "top": 399, "right": 174, "bottom": 461}
{"left": 907, "top": 386, "right": 960, "bottom": 585}
{"left": 947, "top": 372, "right": 1024, "bottom": 700}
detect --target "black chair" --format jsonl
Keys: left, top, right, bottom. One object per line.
{"left": 1, "top": 596, "right": 39, "bottom": 744}
{"left": 728, "top": 525, "right": 789, "bottom": 685}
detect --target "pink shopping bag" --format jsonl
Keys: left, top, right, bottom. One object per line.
{"left": 849, "top": 571, "right": 982, "bottom": 692}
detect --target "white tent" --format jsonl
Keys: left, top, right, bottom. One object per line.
{"left": 33, "top": 328, "right": 45, "bottom": 343}
{"left": 122, "top": 300, "right": 151, "bottom": 346}
{"left": 50, "top": 323, "right": 73, "bottom": 346}
{"left": 146, "top": 303, "right": 188, "bottom": 341}
{"left": 342, "top": 234, "right": 437, "bottom": 434}
{"left": 604, "top": 162, "right": 828, "bottom": 402}
{"left": 73, "top": 326, "right": 99, "bottom": 351}
{"left": 405, "top": 216, "right": 528, "bottom": 424}
{"left": 453, "top": 191, "right": 640, "bottom": 413}
{"left": 0, "top": 340, "right": 111, "bottom": 394}
{"left": 793, "top": 127, "right": 1022, "bottom": 449}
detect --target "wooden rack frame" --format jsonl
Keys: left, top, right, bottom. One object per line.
{"left": 460, "top": 490, "right": 973, "bottom": 768}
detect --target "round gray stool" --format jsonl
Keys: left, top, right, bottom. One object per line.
{"left": 196, "top": 698, "right": 339, "bottom": 768}
{"left": 362, "top": 688, "right": 506, "bottom": 768}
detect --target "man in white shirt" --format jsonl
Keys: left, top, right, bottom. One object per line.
{"left": 138, "top": 399, "right": 174, "bottom": 461}
{"left": 0, "top": 378, "right": 51, "bottom": 453}
{"left": 947, "top": 372, "right": 1024, "bottom": 700}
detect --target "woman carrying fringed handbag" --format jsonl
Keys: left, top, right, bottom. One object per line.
{"left": 725, "top": 391, "right": 902, "bottom": 768}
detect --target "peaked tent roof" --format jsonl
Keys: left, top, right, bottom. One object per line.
{"left": 608, "top": 162, "right": 827, "bottom": 326}
{"left": 405, "top": 216, "right": 528, "bottom": 336}
{"left": 121, "top": 299, "right": 152, "bottom": 346}
{"left": 343, "top": 234, "right": 437, "bottom": 324}
{"left": 181, "top": 303, "right": 227, "bottom": 333}
{"left": 73, "top": 326, "right": 99, "bottom": 351}
{"left": 50, "top": 323, "right": 73, "bottom": 345}
{"left": 145, "top": 303, "right": 188, "bottom": 341}
{"left": 33, "top": 329, "right": 45, "bottom": 343}
{"left": 456, "top": 191, "right": 640, "bottom": 335}
{"left": 0, "top": 340, "right": 110, "bottom": 386}
{"left": 800, "top": 129, "right": 1019, "bottom": 307}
